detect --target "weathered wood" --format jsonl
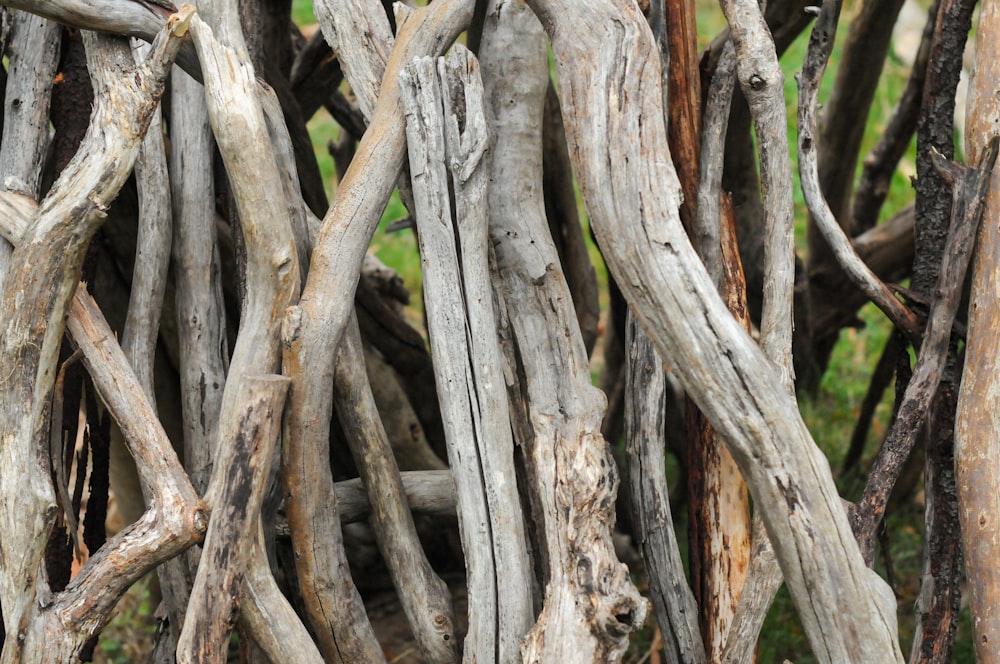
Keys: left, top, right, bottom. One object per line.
{"left": 176, "top": 375, "right": 289, "bottom": 664}
{"left": 816, "top": 0, "right": 906, "bottom": 227}
{"left": 314, "top": 0, "right": 392, "bottom": 120}
{"left": 170, "top": 66, "right": 227, "bottom": 496}
{"left": 122, "top": 40, "right": 172, "bottom": 409}
{"left": 402, "top": 44, "right": 533, "bottom": 662}
{"left": 237, "top": 522, "right": 324, "bottom": 664}
{"left": 334, "top": 315, "right": 458, "bottom": 663}
{"left": 956, "top": 3, "right": 1000, "bottom": 656}
{"left": 661, "top": 0, "right": 701, "bottom": 234}
{"left": 718, "top": 0, "right": 796, "bottom": 390}
{"left": 281, "top": 3, "right": 472, "bottom": 660}
{"left": 797, "top": 0, "right": 922, "bottom": 343}
{"left": 334, "top": 471, "right": 456, "bottom": 523}
{"left": 0, "top": 18, "right": 188, "bottom": 661}
{"left": 541, "top": 83, "right": 600, "bottom": 356}
{"left": 625, "top": 312, "right": 705, "bottom": 664}
{"left": 0, "top": 0, "right": 201, "bottom": 79}
{"left": 688, "top": 28, "right": 752, "bottom": 662}
{"left": 480, "top": 3, "right": 646, "bottom": 660}
{"left": 0, "top": 11, "right": 59, "bottom": 280}
{"left": 360, "top": 341, "right": 447, "bottom": 471}
{"left": 695, "top": 40, "right": 734, "bottom": 289}
{"left": 851, "top": 139, "right": 998, "bottom": 561}
{"left": 0, "top": 187, "right": 197, "bottom": 663}
{"left": 910, "top": 377, "right": 962, "bottom": 663}
{"left": 526, "top": 0, "right": 901, "bottom": 659}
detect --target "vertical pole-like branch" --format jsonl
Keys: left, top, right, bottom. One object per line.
{"left": 687, "top": 26, "right": 752, "bottom": 663}
{"left": 0, "top": 15, "right": 188, "bottom": 660}
{"left": 0, "top": 11, "right": 60, "bottom": 281}
{"left": 797, "top": 0, "right": 922, "bottom": 341}
{"left": 281, "top": 3, "right": 473, "bottom": 660}
{"left": 176, "top": 375, "right": 289, "bottom": 664}
{"left": 481, "top": 3, "right": 646, "bottom": 661}
{"left": 170, "top": 66, "right": 228, "bottom": 497}
{"left": 401, "top": 44, "right": 534, "bottom": 662}
{"left": 333, "top": 315, "right": 458, "bottom": 663}
{"left": 957, "top": 2, "right": 1000, "bottom": 657}
{"left": 625, "top": 310, "right": 705, "bottom": 664}
{"left": 718, "top": 0, "right": 796, "bottom": 390}
{"left": 122, "top": 40, "right": 172, "bottom": 403}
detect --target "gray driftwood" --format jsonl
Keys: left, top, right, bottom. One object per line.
{"left": 400, "top": 45, "right": 533, "bottom": 663}
{"left": 0, "top": 19, "right": 189, "bottom": 662}
{"left": 525, "top": 0, "right": 903, "bottom": 660}
{"left": 625, "top": 311, "right": 705, "bottom": 664}
{"left": 334, "top": 315, "right": 458, "bottom": 663}
{"left": 176, "top": 375, "right": 289, "bottom": 663}
{"left": 481, "top": 2, "right": 646, "bottom": 661}
{"left": 280, "top": 2, "right": 473, "bottom": 661}
{"left": 0, "top": 11, "right": 59, "bottom": 279}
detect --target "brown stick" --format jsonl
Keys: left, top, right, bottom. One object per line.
{"left": 953, "top": 4, "right": 1000, "bottom": 656}
{"left": 851, "top": 139, "right": 999, "bottom": 562}
{"left": 176, "top": 375, "right": 290, "bottom": 664}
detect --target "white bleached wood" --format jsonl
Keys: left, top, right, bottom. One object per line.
{"left": 481, "top": 3, "right": 646, "bottom": 661}
{"left": 314, "top": 0, "right": 393, "bottom": 119}
{"left": 0, "top": 15, "right": 190, "bottom": 661}
{"left": 524, "top": 0, "right": 901, "bottom": 660}
{"left": 401, "top": 46, "right": 532, "bottom": 663}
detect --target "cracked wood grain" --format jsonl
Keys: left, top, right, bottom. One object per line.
{"left": 401, "top": 44, "right": 533, "bottom": 663}
{"left": 0, "top": 15, "right": 190, "bottom": 661}
{"left": 281, "top": 2, "right": 473, "bottom": 660}
{"left": 526, "top": 0, "right": 902, "bottom": 659}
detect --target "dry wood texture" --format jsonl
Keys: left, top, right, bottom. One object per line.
{"left": 0, "top": 0, "right": 992, "bottom": 661}
{"left": 526, "top": 0, "right": 901, "bottom": 660}
{"left": 0, "top": 17, "right": 188, "bottom": 661}
{"left": 957, "top": 3, "right": 1000, "bottom": 657}
{"left": 401, "top": 45, "right": 532, "bottom": 662}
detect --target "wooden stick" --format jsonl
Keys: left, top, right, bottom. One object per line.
{"left": 176, "top": 375, "right": 289, "bottom": 663}
{"left": 281, "top": 3, "right": 473, "bottom": 660}
{"left": 625, "top": 311, "right": 705, "bottom": 664}
{"left": 334, "top": 316, "right": 458, "bottom": 663}
{"left": 0, "top": 18, "right": 189, "bottom": 660}
{"left": 956, "top": 2, "right": 1000, "bottom": 656}
{"left": 527, "top": 0, "right": 901, "bottom": 659}
{"left": 718, "top": 0, "right": 796, "bottom": 391}
{"left": 401, "top": 44, "right": 533, "bottom": 662}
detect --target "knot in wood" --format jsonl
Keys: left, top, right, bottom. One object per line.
{"left": 748, "top": 73, "right": 766, "bottom": 91}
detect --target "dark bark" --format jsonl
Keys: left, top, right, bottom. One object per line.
{"left": 851, "top": 138, "right": 997, "bottom": 562}
{"left": 850, "top": 0, "right": 940, "bottom": 234}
